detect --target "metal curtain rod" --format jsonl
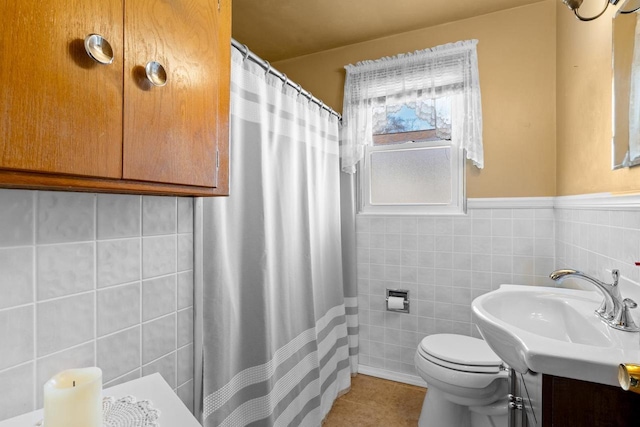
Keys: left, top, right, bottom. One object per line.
{"left": 231, "top": 39, "right": 342, "bottom": 120}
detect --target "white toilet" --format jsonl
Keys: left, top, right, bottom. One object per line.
{"left": 415, "top": 334, "right": 509, "bottom": 427}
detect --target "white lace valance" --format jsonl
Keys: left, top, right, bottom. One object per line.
{"left": 341, "top": 39, "right": 484, "bottom": 173}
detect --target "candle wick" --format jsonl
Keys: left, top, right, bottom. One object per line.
{"left": 73, "top": 381, "right": 75, "bottom": 387}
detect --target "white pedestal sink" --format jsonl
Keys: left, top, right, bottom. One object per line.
{"left": 472, "top": 285, "right": 640, "bottom": 386}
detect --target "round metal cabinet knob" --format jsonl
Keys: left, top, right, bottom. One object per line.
{"left": 145, "top": 61, "right": 167, "bottom": 87}
{"left": 84, "top": 34, "right": 114, "bottom": 65}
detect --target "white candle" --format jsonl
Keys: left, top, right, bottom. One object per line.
{"left": 43, "top": 367, "right": 103, "bottom": 427}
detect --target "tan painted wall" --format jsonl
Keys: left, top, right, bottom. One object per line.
{"left": 556, "top": 2, "right": 640, "bottom": 195}
{"left": 273, "top": 1, "right": 557, "bottom": 198}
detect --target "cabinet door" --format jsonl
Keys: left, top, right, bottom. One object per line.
{"left": 123, "top": 0, "right": 230, "bottom": 188}
{"left": 0, "top": 1, "right": 123, "bottom": 178}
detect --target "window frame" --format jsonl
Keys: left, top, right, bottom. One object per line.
{"left": 358, "top": 138, "right": 466, "bottom": 216}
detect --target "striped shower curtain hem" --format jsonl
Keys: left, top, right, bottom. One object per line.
{"left": 203, "top": 303, "right": 350, "bottom": 426}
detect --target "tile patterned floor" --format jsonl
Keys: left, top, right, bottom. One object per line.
{"left": 323, "top": 374, "right": 427, "bottom": 426}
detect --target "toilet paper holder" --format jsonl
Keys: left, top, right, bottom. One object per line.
{"left": 386, "top": 289, "right": 410, "bottom": 313}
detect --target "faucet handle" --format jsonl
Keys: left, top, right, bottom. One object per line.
{"left": 612, "top": 269, "right": 620, "bottom": 286}
{"left": 611, "top": 298, "right": 640, "bottom": 332}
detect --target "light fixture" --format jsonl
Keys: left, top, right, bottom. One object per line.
{"left": 562, "top": 0, "right": 640, "bottom": 21}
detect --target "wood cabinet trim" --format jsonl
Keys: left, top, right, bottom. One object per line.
{"left": 0, "top": 170, "right": 228, "bottom": 196}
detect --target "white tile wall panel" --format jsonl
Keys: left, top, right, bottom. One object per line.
{"left": 0, "top": 189, "right": 194, "bottom": 421}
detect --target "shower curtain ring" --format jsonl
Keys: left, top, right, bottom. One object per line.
{"left": 296, "top": 84, "right": 303, "bottom": 96}
{"left": 242, "top": 44, "right": 250, "bottom": 61}
{"left": 282, "top": 74, "right": 288, "bottom": 88}
{"left": 264, "top": 61, "right": 271, "bottom": 76}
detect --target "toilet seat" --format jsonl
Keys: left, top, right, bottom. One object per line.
{"left": 418, "top": 334, "right": 503, "bottom": 374}
{"left": 415, "top": 333, "right": 509, "bottom": 427}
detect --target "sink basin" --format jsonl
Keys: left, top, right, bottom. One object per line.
{"left": 472, "top": 285, "right": 640, "bottom": 386}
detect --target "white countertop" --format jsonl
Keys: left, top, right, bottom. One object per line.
{"left": 0, "top": 373, "right": 201, "bottom": 427}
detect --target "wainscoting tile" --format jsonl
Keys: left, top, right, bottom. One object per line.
{"left": 535, "top": 219, "right": 555, "bottom": 239}
{"left": 36, "top": 342, "right": 94, "bottom": 408}
{"left": 177, "top": 308, "right": 193, "bottom": 348}
{"left": 513, "top": 218, "right": 534, "bottom": 238}
{"left": 357, "top": 233, "right": 372, "bottom": 249}
{"left": 0, "top": 191, "right": 192, "bottom": 423}
{"left": 0, "top": 247, "right": 34, "bottom": 309}
{"left": 142, "top": 275, "right": 176, "bottom": 322}
{"left": 356, "top": 216, "right": 371, "bottom": 233}
{"left": 177, "top": 198, "right": 194, "bottom": 233}
{"left": 37, "top": 242, "right": 94, "bottom": 300}
{"left": 142, "top": 351, "right": 176, "bottom": 389}
{"left": 37, "top": 293, "right": 94, "bottom": 357}
{"left": 97, "top": 283, "right": 140, "bottom": 337}
{"left": 0, "top": 190, "right": 34, "bottom": 247}
{"left": 401, "top": 250, "right": 418, "bottom": 268}
{"left": 357, "top": 208, "right": 561, "bottom": 380}
{"left": 385, "top": 218, "right": 403, "bottom": 234}
{"left": 435, "top": 218, "right": 453, "bottom": 235}
{"left": 453, "top": 217, "right": 472, "bottom": 236}
{"left": 177, "top": 381, "right": 194, "bottom": 413}
{"left": 491, "top": 219, "right": 512, "bottom": 237}
{"left": 97, "top": 327, "right": 141, "bottom": 383}
{"left": 104, "top": 369, "right": 141, "bottom": 388}
{"left": 177, "top": 271, "right": 194, "bottom": 310}
{"left": 97, "top": 238, "right": 140, "bottom": 288}
{"left": 142, "top": 314, "right": 176, "bottom": 364}
{"left": 97, "top": 194, "right": 141, "bottom": 239}
{"left": 142, "top": 196, "right": 177, "bottom": 236}
{"left": 0, "top": 363, "right": 34, "bottom": 420}
{"left": 178, "top": 234, "right": 193, "bottom": 272}
{"left": 177, "top": 344, "right": 194, "bottom": 386}
{"left": 513, "top": 237, "right": 535, "bottom": 256}
{"left": 37, "top": 191, "right": 94, "bottom": 244}
{"left": 0, "top": 306, "right": 33, "bottom": 370}
{"left": 142, "top": 236, "right": 176, "bottom": 279}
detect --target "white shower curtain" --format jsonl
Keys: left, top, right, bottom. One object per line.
{"left": 200, "top": 48, "right": 351, "bottom": 426}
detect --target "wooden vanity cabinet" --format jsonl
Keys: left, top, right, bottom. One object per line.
{"left": 510, "top": 372, "right": 640, "bottom": 427}
{"left": 0, "top": 0, "right": 230, "bottom": 196}
{"left": 542, "top": 375, "right": 640, "bottom": 427}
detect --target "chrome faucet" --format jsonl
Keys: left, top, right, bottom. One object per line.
{"left": 549, "top": 269, "right": 639, "bottom": 332}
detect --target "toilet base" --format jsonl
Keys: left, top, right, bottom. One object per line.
{"left": 470, "top": 400, "right": 509, "bottom": 427}
{"left": 470, "top": 411, "right": 508, "bottom": 427}
{"left": 419, "top": 388, "right": 470, "bottom": 427}
{"left": 418, "top": 388, "right": 507, "bottom": 427}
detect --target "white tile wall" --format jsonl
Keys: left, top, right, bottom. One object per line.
{"left": 356, "top": 208, "right": 556, "bottom": 377}
{"left": 556, "top": 208, "right": 640, "bottom": 289}
{"left": 0, "top": 189, "right": 195, "bottom": 421}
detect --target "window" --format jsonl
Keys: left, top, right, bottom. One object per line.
{"left": 359, "top": 98, "right": 465, "bottom": 215}
{"left": 342, "top": 41, "right": 482, "bottom": 216}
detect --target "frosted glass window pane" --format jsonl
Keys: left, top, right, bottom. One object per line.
{"left": 370, "top": 147, "right": 451, "bottom": 205}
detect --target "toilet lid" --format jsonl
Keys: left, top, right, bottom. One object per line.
{"left": 419, "top": 334, "right": 502, "bottom": 368}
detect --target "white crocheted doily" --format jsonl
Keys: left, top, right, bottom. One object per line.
{"left": 36, "top": 396, "right": 160, "bottom": 427}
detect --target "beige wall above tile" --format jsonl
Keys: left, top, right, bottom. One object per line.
{"left": 273, "top": 1, "right": 557, "bottom": 198}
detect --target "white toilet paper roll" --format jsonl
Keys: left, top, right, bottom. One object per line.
{"left": 387, "top": 296, "right": 405, "bottom": 310}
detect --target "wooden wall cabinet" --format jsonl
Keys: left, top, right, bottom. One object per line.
{"left": 0, "top": 0, "right": 230, "bottom": 196}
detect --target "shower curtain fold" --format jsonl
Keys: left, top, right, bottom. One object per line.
{"left": 201, "top": 48, "right": 352, "bottom": 427}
